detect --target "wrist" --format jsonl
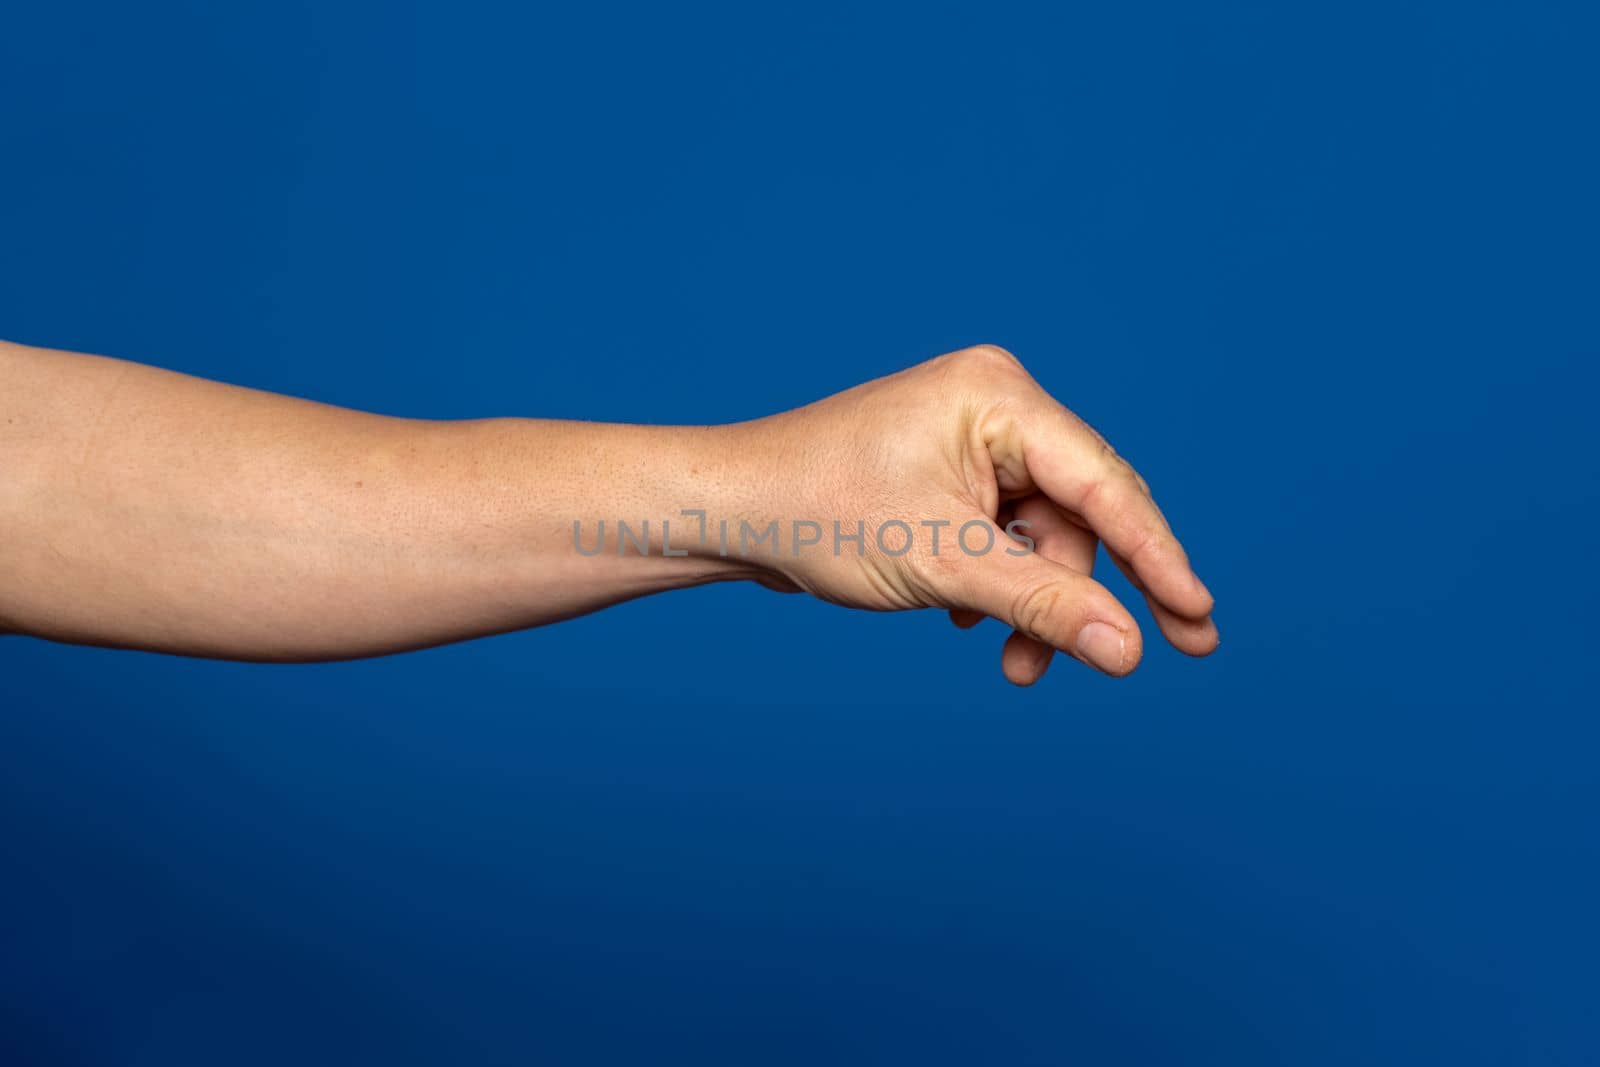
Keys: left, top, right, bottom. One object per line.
{"left": 669, "top": 415, "right": 826, "bottom": 584}
{"left": 543, "top": 419, "right": 774, "bottom": 581}
{"left": 650, "top": 420, "right": 783, "bottom": 572}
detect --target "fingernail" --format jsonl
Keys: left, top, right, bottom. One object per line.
{"left": 1075, "top": 621, "right": 1126, "bottom": 674}
{"left": 1192, "top": 572, "right": 1214, "bottom": 604}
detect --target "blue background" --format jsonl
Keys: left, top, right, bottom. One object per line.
{"left": 3, "top": 1, "right": 1597, "bottom": 1063}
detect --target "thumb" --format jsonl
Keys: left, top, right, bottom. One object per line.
{"left": 939, "top": 525, "right": 1143, "bottom": 676}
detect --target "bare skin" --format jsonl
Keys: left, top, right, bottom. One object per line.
{"left": 0, "top": 339, "right": 1216, "bottom": 684}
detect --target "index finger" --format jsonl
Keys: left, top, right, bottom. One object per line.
{"left": 1018, "top": 399, "right": 1215, "bottom": 621}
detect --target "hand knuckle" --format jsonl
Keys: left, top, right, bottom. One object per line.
{"left": 1009, "top": 582, "right": 1064, "bottom": 642}
{"left": 958, "top": 344, "right": 1024, "bottom": 373}
{"left": 1074, "top": 475, "right": 1107, "bottom": 514}
{"left": 1125, "top": 525, "right": 1163, "bottom": 567}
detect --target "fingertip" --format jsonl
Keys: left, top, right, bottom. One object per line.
{"left": 1148, "top": 564, "right": 1214, "bottom": 622}
{"left": 1002, "top": 661, "right": 1043, "bottom": 687}
{"left": 1002, "top": 631, "right": 1052, "bottom": 686}
{"left": 1107, "top": 546, "right": 1214, "bottom": 626}
{"left": 1180, "top": 616, "right": 1221, "bottom": 658}
{"left": 1073, "top": 619, "right": 1143, "bottom": 677}
{"left": 1188, "top": 572, "right": 1216, "bottom": 619}
{"left": 1148, "top": 599, "right": 1220, "bottom": 657}
{"left": 1120, "top": 624, "right": 1145, "bottom": 675}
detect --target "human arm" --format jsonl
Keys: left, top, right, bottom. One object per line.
{"left": 0, "top": 339, "right": 1216, "bottom": 680}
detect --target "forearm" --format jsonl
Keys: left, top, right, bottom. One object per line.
{"left": 0, "top": 340, "right": 756, "bottom": 660}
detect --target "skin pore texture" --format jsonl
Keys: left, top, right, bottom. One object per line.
{"left": 0, "top": 339, "right": 1217, "bottom": 685}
